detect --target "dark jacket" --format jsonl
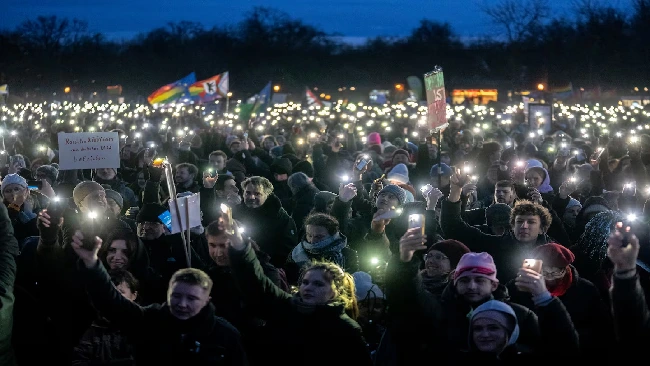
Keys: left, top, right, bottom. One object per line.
{"left": 72, "top": 317, "right": 135, "bottom": 366}
{"left": 234, "top": 194, "right": 298, "bottom": 268}
{"left": 228, "top": 243, "right": 372, "bottom": 366}
{"left": 79, "top": 261, "right": 247, "bottom": 365}
{"left": 507, "top": 265, "right": 612, "bottom": 360}
{"left": 290, "top": 183, "right": 320, "bottom": 231}
{"left": 0, "top": 204, "right": 18, "bottom": 366}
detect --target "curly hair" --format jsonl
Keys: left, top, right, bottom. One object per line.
{"left": 509, "top": 199, "right": 552, "bottom": 232}
{"left": 298, "top": 261, "right": 359, "bottom": 320}
{"left": 242, "top": 176, "right": 274, "bottom": 195}
{"left": 304, "top": 213, "right": 339, "bottom": 236}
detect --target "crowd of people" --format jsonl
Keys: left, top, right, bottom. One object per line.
{"left": 0, "top": 98, "right": 650, "bottom": 365}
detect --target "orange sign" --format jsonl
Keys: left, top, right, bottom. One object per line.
{"left": 451, "top": 89, "right": 498, "bottom": 105}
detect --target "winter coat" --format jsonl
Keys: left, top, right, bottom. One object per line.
{"left": 228, "top": 243, "right": 372, "bottom": 366}
{"left": 0, "top": 204, "right": 18, "bottom": 366}
{"left": 234, "top": 194, "right": 298, "bottom": 268}
{"left": 79, "top": 261, "right": 247, "bottom": 365}
{"left": 290, "top": 183, "right": 320, "bottom": 231}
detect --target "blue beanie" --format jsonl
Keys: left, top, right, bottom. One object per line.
{"left": 378, "top": 184, "right": 407, "bottom": 205}
{"left": 430, "top": 163, "right": 452, "bottom": 178}
{"left": 387, "top": 163, "right": 410, "bottom": 184}
{"left": 270, "top": 145, "right": 283, "bottom": 157}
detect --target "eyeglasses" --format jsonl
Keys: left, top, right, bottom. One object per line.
{"left": 425, "top": 253, "right": 449, "bottom": 261}
{"left": 542, "top": 268, "right": 566, "bottom": 277}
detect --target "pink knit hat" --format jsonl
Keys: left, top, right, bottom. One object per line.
{"left": 453, "top": 252, "right": 499, "bottom": 284}
{"left": 367, "top": 132, "right": 381, "bottom": 145}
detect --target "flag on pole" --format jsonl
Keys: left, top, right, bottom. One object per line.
{"left": 0, "top": 85, "right": 8, "bottom": 95}
{"left": 306, "top": 87, "right": 323, "bottom": 107}
{"left": 252, "top": 81, "right": 272, "bottom": 116}
{"left": 188, "top": 71, "right": 229, "bottom": 103}
{"left": 147, "top": 73, "right": 196, "bottom": 105}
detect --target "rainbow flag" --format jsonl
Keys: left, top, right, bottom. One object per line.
{"left": 551, "top": 83, "right": 574, "bottom": 100}
{"left": 147, "top": 72, "right": 196, "bottom": 105}
{"left": 188, "top": 71, "right": 229, "bottom": 103}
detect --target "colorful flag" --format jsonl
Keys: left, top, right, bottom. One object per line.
{"left": 188, "top": 71, "right": 229, "bottom": 103}
{"left": 0, "top": 85, "right": 7, "bottom": 95}
{"left": 107, "top": 85, "right": 122, "bottom": 96}
{"left": 147, "top": 72, "right": 196, "bottom": 105}
{"left": 306, "top": 87, "right": 323, "bottom": 107}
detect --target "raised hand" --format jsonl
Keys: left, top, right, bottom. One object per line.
{"left": 69, "top": 230, "right": 102, "bottom": 268}
{"left": 339, "top": 183, "right": 358, "bottom": 203}
{"left": 399, "top": 228, "right": 427, "bottom": 263}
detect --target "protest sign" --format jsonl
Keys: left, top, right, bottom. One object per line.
{"left": 57, "top": 132, "right": 120, "bottom": 170}
{"left": 424, "top": 67, "right": 448, "bottom": 131}
{"left": 168, "top": 193, "right": 202, "bottom": 234}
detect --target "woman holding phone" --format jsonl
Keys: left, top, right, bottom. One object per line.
{"left": 226, "top": 220, "right": 372, "bottom": 366}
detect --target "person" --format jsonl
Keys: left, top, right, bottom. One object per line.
{"left": 2, "top": 173, "right": 47, "bottom": 243}
{"left": 418, "top": 239, "right": 470, "bottom": 295}
{"left": 70, "top": 234, "right": 248, "bottom": 365}
{"left": 287, "top": 172, "right": 320, "bottom": 230}
{"left": 93, "top": 168, "right": 138, "bottom": 209}
{"left": 72, "top": 269, "right": 139, "bottom": 365}
{"left": 234, "top": 176, "right": 298, "bottom": 268}
{"left": 506, "top": 243, "right": 611, "bottom": 360}
{"left": 226, "top": 221, "right": 372, "bottom": 366}
{"left": 174, "top": 163, "right": 201, "bottom": 193}
{"left": 287, "top": 213, "right": 359, "bottom": 283}
{"left": 0, "top": 203, "right": 18, "bottom": 365}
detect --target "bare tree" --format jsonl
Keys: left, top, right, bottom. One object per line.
{"left": 482, "top": 0, "right": 551, "bottom": 42}
{"left": 17, "top": 16, "right": 89, "bottom": 53}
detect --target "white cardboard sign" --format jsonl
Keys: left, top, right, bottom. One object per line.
{"left": 168, "top": 193, "right": 202, "bottom": 234}
{"left": 57, "top": 132, "right": 120, "bottom": 170}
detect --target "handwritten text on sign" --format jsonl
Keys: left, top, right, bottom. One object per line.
{"left": 424, "top": 69, "right": 448, "bottom": 130}
{"left": 57, "top": 132, "right": 120, "bottom": 170}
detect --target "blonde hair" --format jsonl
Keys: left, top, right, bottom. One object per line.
{"left": 299, "top": 261, "right": 359, "bottom": 320}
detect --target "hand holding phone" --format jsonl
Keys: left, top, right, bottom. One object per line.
{"left": 522, "top": 259, "right": 543, "bottom": 273}
{"left": 408, "top": 214, "right": 426, "bottom": 236}
{"left": 220, "top": 203, "right": 234, "bottom": 235}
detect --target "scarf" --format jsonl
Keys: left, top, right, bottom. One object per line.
{"left": 420, "top": 270, "right": 450, "bottom": 295}
{"left": 546, "top": 266, "right": 573, "bottom": 297}
{"left": 291, "top": 232, "right": 346, "bottom": 268}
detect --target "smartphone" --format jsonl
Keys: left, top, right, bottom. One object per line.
{"left": 81, "top": 212, "right": 100, "bottom": 250}
{"left": 356, "top": 156, "right": 370, "bottom": 171}
{"left": 220, "top": 203, "right": 234, "bottom": 235}
{"left": 463, "top": 161, "right": 472, "bottom": 174}
{"left": 27, "top": 180, "right": 42, "bottom": 190}
{"left": 243, "top": 132, "right": 249, "bottom": 140}
{"left": 522, "top": 259, "right": 543, "bottom": 274}
{"left": 158, "top": 210, "right": 173, "bottom": 232}
{"left": 408, "top": 214, "right": 426, "bottom": 236}
{"left": 45, "top": 196, "right": 66, "bottom": 223}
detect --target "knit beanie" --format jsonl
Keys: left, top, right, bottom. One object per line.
{"left": 392, "top": 149, "right": 410, "bottom": 161}
{"left": 430, "top": 163, "right": 452, "bottom": 178}
{"left": 378, "top": 184, "right": 407, "bottom": 206}
{"left": 566, "top": 198, "right": 582, "bottom": 211}
{"left": 471, "top": 300, "right": 519, "bottom": 346}
{"left": 353, "top": 271, "right": 384, "bottom": 301}
{"left": 282, "top": 143, "right": 296, "bottom": 156}
{"left": 36, "top": 164, "right": 59, "bottom": 183}
{"left": 313, "top": 191, "right": 337, "bottom": 212}
{"left": 270, "top": 158, "right": 293, "bottom": 176}
{"left": 1, "top": 174, "right": 27, "bottom": 192}
{"left": 293, "top": 160, "right": 314, "bottom": 178}
{"left": 103, "top": 188, "right": 124, "bottom": 209}
{"left": 387, "top": 163, "right": 410, "bottom": 184}
{"left": 398, "top": 184, "right": 416, "bottom": 203}
{"left": 367, "top": 132, "right": 381, "bottom": 145}
{"left": 486, "top": 203, "right": 512, "bottom": 228}
{"left": 384, "top": 145, "right": 398, "bottom": 157}
{"left": 287, "top": 172, "right": 311, "bottom": 194}
{"left": 136, "top": 203, "right": 168, "bottom": 224}
{"left": 532, "top": 243, "right": 575, "bottom": 268}
{"left": 454, "top": 252, "right": 499, "bottom": 284}
{"left": 427, "top": 240, "right": 470, "bottom": 269}
{"left": 73, "top": 181, "right": 105, "bottom": 208}
{"left": 270, "top": 145, "right": 283, "bottom": 158}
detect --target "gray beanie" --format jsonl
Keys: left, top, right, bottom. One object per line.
{"left": 103, "top": 187, "right": 124, "bottom": 209}
{"left": 287, "top": 172, "right": 311, "bottom": 195}
{"left": 36, "top": 165, "right": 59, "bottom": 184}
{"left": 378, "top": 184, "right": 407, "bottom": 206}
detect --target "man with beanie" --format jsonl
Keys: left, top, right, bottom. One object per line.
{"left": 270, "top": 157, "right": 293, "bottom": 211}
{"left": 102, "top": 186, "right": 137, "bottom": 233}
{"left": 136, "top": 203, "right": 206, "bottom": 301}
{"left": 293, "top": 160, "right": 330, "bottom": 192}
{"left": 94, "top": 168, "right": 138, "bottom": 209}
{"left": 507, "top": 243, "right": 610, "bottom": 361}
{"left": 35, "top": 164, "right": 59, "bottom": 188}
{"left": 287, "top": 172, "right": 320, "bottom": 231}
{"left": 468, "top": 300, "right": 520, "bottom": 355}
{"left": 384, "top": 251, "right": 541, "bottom": 363}
{"left": 429, "top": 163, "right": 452, "bottom": 194}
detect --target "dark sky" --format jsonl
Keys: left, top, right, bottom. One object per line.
{"left": 1, "top": 0, "right": 627, "bottom": 43}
